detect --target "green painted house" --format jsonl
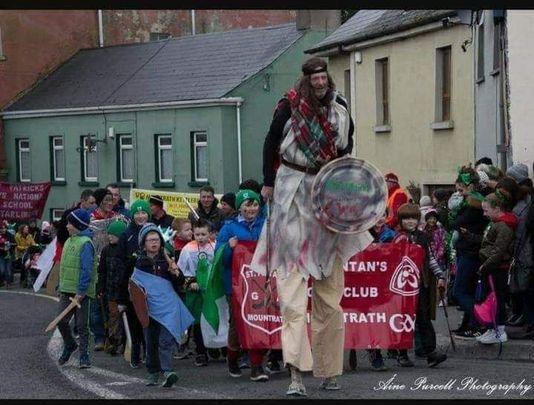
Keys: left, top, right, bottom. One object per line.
{"left": 2, "top": 23, "right": 328, "bottom": 221}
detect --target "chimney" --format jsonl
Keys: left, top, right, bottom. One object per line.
{"left": 296, "top": 10, "right": 341, "bottom": 34}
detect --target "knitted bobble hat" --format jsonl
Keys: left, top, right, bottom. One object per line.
{"left": 106, "top": 220, "right": 127, "bottom": 238}
{"left": 138, "top": 223, "right": 164, "bottom": 248}
{"left": 67, "top": 208, "right": 91, "bottom": 231}
{"left": 235, "top": 189, "right": 260, "bottom": 210}
{"left": 130, "top": 199, "right": 151, "bottom": 219}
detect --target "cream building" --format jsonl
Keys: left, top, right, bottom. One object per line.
{"left": 507, "top": 10, "right": 534, "bottom": 176}
{"left": 307, "top": 10, "right": 475, "bottom": 197}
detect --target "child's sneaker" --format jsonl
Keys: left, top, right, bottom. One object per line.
{"left": 397, "top": 353, "right": 414, "bottom": 367}
{"left": 476, "top": 329, "right": 494, "bottom": 342}
{"left": 478, "top": 330, "right": 508, "bottom": 344}
{"left": 146, "top": 373, "right": 159, "bottom": 386}
{"left": 79, "top": 352, "right": 91, "bottom": 369}
{"left": 162, "top": 371, "right": 178, "bottom": 388}
{"left": 174, "top": 344, "right": 189, "bottom": 360}
{"left": 58, "top": 343, "right": 78, "bottom": 366}
{"left": 228, "top": 359, "right": 242, "bottom": 378}
{"left": 228, "top": 360, "right": 242, "bottom": 378}
{"left": 369, "top": 351, "right": 388, "bottom": 371}
{"left": 265, "top": 360, "right": 282, "bottom": 374}
{"left": 238, "top": 353, "right": 250, "bottom": 369}
{"left": 250, "top": 365, "right": 269, "bottom": 382}
{"left": 194, "top": 354, "right": 208, "bottom": 367}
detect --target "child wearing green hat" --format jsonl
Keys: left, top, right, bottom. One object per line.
{"left": 215, "top": 189, "right": 269, "bottom": 382}
{"left": 97, "top": 219, "right": 128, "bottom": 356}
{"left": 117, "top": 198, "right": 152, "bottom": 366}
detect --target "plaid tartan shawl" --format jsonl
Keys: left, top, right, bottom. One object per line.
{"left": 286, "top": 88, "right": 338, "bottom": 169}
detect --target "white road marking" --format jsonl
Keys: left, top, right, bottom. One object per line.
{"left": 106, "top": 382, "right": 134, "bottom": 386}
{"left": 2, "top": 290, "right": 231, "bottom": 399}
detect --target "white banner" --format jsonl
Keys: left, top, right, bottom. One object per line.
{"left": 33, "top": 237, "right": 57, "bottom": 292}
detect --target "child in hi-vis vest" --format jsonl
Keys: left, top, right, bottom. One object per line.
{"left": 56, "top": 208, "right": 97, "bottom": 369}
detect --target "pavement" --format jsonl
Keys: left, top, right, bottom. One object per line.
{"left": 433, "top": 301, "right": 534, "bottom": 362}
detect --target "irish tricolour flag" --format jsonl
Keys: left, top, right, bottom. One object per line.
{"left": 197, "top": 245, "right": 229, "bottom": 348}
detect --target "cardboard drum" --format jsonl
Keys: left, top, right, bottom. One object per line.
{"left": 311, "top": 156, "right": 388, "bottom": 233}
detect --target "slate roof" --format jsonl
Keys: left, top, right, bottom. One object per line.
{"left": 6, "top": 23, "right": 303, "bottom": 112}
{"left": 306, "top": 10, "right": 457, "bottom": 54}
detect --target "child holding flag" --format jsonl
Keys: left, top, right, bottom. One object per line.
{"left": 215, "top": 189, "right": 268, "bottom": 382}
{"left": 130, "top": 223, "right": 194, "bottom": 387}
{"left": 178, "top": 218, "right": 216, "bottom": 367}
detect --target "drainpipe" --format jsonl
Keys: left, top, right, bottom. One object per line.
{"left": 236, "top": 101, "right": 243, "bottom": 184}
{"left": 191, "top": 10, "right": 196, "bottom": 36}
{"left": 98, "top": 10, "right": 104, "bottom": 47}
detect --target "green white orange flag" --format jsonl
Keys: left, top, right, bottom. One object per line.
{"left": 197, "top": 244, "right": 229, "bottom": 348}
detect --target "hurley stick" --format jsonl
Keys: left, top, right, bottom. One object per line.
{"left": 45, "top": 297, "right": 81, "bottom": 333}
{"left": 122, "top": 311, "right": 132, "bottom": 362}
{"left": 183, "top": 198, "right": 200, "bottom": 221}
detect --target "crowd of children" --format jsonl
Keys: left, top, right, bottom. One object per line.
{"left": 3, "top": 159, "right": 533, "bottom": 392}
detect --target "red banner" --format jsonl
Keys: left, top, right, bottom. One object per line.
{"left": 0, "top": 182, "right": 52, "bottom": 221}
{"left": 232, "top": 241, "right": 424, "bottom": 350}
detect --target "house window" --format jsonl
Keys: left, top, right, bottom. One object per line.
{"left": 191, "top": 131, "right": 208, "bottom": 182}
{"left": 156, "top": 134, "right": 173, "bottom": 183}
{"left": 118, "top": 134, "right": 134, "bottom": 183}
{"left": 344, "top": 69, "right": 351, "bottom": 111}
{"left": 50, "top": 136, "right": 65, "bottom": 182}
{"left": 51, "top": 208, "right": 64, "bottom": 222}
{"left": 17, "top": 139, "right": 31, "bottom": 182}
{"left": 477, "top": 24, "right": 485, "bottom": 81}
{"left": 150, "top": 32, "right": 170, "bottom": 41}
{"left": 81, "top": 136, "right": 98, "bottom": 182}
{"left": 435, "top": 46, "right": 452, "bottom": 122}
{"left": 493, "top": 22, "right": 501, "bottom": 72}
{"left": 375, "top": 58, "right": 389, "bottom": 126}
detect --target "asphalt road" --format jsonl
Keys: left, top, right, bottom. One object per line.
{"left": 1, "top": 289, "right": 534, "bottom": 400}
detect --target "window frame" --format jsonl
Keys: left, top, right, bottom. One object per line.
{"left": 155, "top": 134, "right": 174, "bottom": 183}
{"left": 375, "top": 58, "right": 390, "bottom": 127}
{"left": 80, "top": 135, "right": 98, "bottom": 183}
{"left": 477, "top": 23, "right": 485, "bottom": 82}
{"left": 117, "top": 134, "right": 134, "bottom": 183}
{"left": 191, "top": 131, "right": 208, "bottom": 183}
{"left": 17, "top": 138, "right": 31, "bottom": 183}
{"left": 50, "top": 136, "right": 66, "bottom": 182}
{"left": 434, "top": 45, "right": 453, "bottom": 126}
{"left": 492, "top": 21, "right": 501, "bottom": 73}
{"left": 149, "top": 32, "right": 170, "bottom": 41}
{"left": 50, "top": 208, "right": 64, "bottom": 222}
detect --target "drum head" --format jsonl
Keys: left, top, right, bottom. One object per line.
{"left": 311, "top": 156, "right": 388, "bottom": 234}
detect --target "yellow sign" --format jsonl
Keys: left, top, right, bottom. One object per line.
{"left": 129, "top": 188, "right": 222, "bottom": 219}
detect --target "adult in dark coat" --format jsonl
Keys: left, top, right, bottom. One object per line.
{"left": 187, "top": 186, "right": 224, "bottom": 232}
{"left": 149, "top": 195, "right": 175, "bottom": 229}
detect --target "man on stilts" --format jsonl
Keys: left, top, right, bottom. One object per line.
{"left": 255, "top": 57, "right": 373, "bottom": 396}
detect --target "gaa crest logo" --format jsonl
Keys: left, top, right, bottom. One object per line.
{"left": 240, "top": 264, "right": 282, "bottom": 335}
{"left": 389, "top": 256, "right": 420, "bottom": 296}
